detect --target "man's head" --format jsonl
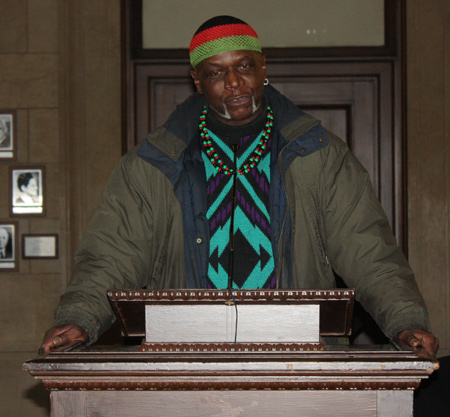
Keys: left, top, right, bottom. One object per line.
{"left": 17, "top": 173, "right": 38, "bottom": 195}
{"left": 190, "top": 16, "right": 267, "bottom": 126}
{"left": 0, "top": 228, "right": 9, "bottom": 251}
{"left": 0, "top": 119, "right": 8, "bottom": 144}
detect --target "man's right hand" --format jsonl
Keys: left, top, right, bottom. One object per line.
{"left": 39, "top": 324, "right": 88, "bottom": 355}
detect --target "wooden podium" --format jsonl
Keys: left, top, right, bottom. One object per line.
{"left": 108, "top": 289, "right": 355, "bottom": 352}
{"left": 24, "top": 290, "right": 438, "bottom": 417}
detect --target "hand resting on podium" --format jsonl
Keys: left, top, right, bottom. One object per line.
{"left": 395, "top": 328, "right": 439, "bottom": 359}
{"left": 38, "top": 323, "right": 439, "bottom": 359}
{"left": 39, "top": 324, "right": 88, "bottom": 355}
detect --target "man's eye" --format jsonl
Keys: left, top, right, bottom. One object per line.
{"left": 239, "top": 63, "right": 252, "bottom": 71}
{"left": 209, "top": 70, "right": 222, "bottom": 78}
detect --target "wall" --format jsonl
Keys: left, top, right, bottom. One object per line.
{"left": 0, "top": 1, "right": 62, "bottom": 415}
{"left": 0, "top": 1, "right": 122, "bottom": 415}
{"left": 407, "top": 0, "right": 450, "bottom": 357}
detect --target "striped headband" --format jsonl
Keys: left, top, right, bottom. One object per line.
{"left": 190, "top": 16, "right": 262, "bottom": 69}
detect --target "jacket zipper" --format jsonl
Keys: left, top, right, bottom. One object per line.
{"left": 275, "top": 144, "right": 291, "bottom": 289}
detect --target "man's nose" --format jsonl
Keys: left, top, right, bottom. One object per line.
{"left": 224, "top": 70, "right": 243, "bottom": 89}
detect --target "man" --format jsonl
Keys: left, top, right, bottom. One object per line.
{"left": 40, "top": 16, "right": 438, "bottom": 358}
{"left": 0, "top": 227, "right": 12, "bottom": 260}
{"left": 0, "top": 118, "right": 11, "bottom": 149}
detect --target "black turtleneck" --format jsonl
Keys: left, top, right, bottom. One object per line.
{"left": 205, "top": 97, "right": 268, "bottom": 148}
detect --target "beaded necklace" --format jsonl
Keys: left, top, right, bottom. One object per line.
{"left": 199, "top": 105, "right": 274, "bottom": 175}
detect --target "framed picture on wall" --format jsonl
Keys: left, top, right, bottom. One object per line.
{"left": 10, "top": 167, "right": 45, "bottom": 215}
{"left": 0, "top": 221, "right": 18, "bottom": 271}
{"left": 0, "top": 110, "right": 16, "bottom": 160}
{"left": 22, "top": 234, "right": 58, "bottom": 259}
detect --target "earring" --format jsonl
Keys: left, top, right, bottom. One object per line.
{"left": 264, "top": 78, "right": 269, "bottom": 86}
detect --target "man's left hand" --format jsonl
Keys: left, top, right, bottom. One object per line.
{"left": 395, "top": 329, "right": 439, "bottom": 359}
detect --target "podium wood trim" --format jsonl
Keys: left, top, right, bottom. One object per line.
{"left": 107, "top": 289, "right": 355, "bottom": 340}
{"left": 24, "top": 349, "right": 438, "bottom": 392}
{"left": 24, "top": 348, "right": 438, "bottom": 417}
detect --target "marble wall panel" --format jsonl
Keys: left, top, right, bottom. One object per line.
{"left": 13, "top": 219, "right": 30, "bottom": 274}
{"left": 28, "top": 0, "right": 58, "bottom": 53}
{"left": 36, "top": 163, "right": 62, "bottom": 219}
{"left": 0, "top": 274, "right": 61, "bottom": 351}
{"left": 80, "top": 1, "right": 122, "bottom": 224}
{"left": 13, "top": 109, "right": 29, "bottom": 162}
{"left": 0, "top": 165, "right": 10, "bottom": 218}
{"left": 0, "top": 55, "right": 58, "bottom": 109}
{"left": 0, "top": 0, "right": 100, "bottom": 415}
{"left": 0, "top": 1, "right": 27, "bottom": 53}
{"left": 0, "top": 352, "right": 50, "bottom": 417}
{"left": 29, "top": 109, "right": 59, "bottom": 163}
{"left": 62, "top": 0, "right": 122, "bottom": 266}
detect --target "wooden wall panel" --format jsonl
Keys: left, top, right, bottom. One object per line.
{"left": 407, "top": 0, "right": 450, "bottom": 356}
{"left": 62, "top": 0, "right": 122, "bottom": 273}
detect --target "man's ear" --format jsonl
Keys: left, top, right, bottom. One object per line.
{"left": 190, "top": 70, "right": 203, "bottom": 94}
{"left": 260, "top": 54, "right": 267, "bottom": 79}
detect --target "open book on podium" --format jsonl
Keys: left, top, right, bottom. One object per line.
{"left": 107, "top": 289, "right": 354, "bottom": 352}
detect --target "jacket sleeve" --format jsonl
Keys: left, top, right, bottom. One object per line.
{"left": 321, "top": 137, "right": 431, "bottom": 340}
{"left": 53, "top": 152, "right": 155, "bottom": 343}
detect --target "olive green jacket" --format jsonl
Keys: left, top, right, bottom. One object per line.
{"left": 54, "top": 87, "right": 431, "bottom": 343}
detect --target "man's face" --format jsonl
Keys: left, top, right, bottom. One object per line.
{"left": 0, "top": 229, "right": 9, "bottom": 250}
{"left": 191, "top": 50, "right": 267, "bottom": 126}
{"left": 0, "top": 122, "right": 7, "bottom": 142}
{"left": 22, "top": 178, "right": 38, "bottom": 196}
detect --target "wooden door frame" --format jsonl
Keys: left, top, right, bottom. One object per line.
{"left": 120, "top": 0, "right": 406, "bottom": 251}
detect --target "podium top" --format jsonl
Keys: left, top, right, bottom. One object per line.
{"left": 107, "top": 289, "right": 355, "bottom": 338}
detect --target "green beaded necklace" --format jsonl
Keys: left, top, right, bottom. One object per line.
{"left": 199, "top": 105, "right": 274, "bottom": 176}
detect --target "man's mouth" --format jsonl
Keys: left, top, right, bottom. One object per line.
{"left": 226, "top": 95, "right": 251, "bottom": 107}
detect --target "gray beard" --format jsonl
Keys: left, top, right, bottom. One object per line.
{"left": 210, "top": 97, "right": 260, "bottom": 121}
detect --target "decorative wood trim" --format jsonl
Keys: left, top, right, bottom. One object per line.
{"left": 107, "top": 289, "right": 355, "bottom": 339}
{"left": 108, "top": 288, "right": 355, "bottom": 302}
{"left": 42, "top": 379, "right": 421, "bottom": 392}
{"left": 24, "top": 348, "right": 437, "bottom": 395}
{"left": 139, "top": 342, "right": 326, "bottom": 353}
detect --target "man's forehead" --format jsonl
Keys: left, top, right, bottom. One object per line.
{"left": 200, "top": 50, "right": 260, "bottom": 66}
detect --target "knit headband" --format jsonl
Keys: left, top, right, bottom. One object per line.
{"left": 190, "top": 16, "right": 262, "bottom": 69}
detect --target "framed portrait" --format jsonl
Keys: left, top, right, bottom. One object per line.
{"left": 0, "top": 221, "right": 18, "bottom": 271}
{"left": 0, "top": 110, "right": 16, "bottom": 160}
{"left": 22, "top": 234, "right": 58, "bottom": 259}
{"left": 10, "top": 167, "right": 45, "bottom": 215}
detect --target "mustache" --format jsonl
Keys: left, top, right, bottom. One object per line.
{"left": 209, "top": 97, "right": 260, "bottom": 120}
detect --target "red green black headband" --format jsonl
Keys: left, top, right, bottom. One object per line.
{"left": 190, "top": 16, "right": 262, "bottom": 69}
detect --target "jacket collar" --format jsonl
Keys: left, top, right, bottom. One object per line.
{"left": 139, "top": 85, "right": 323, "bottom": 162}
